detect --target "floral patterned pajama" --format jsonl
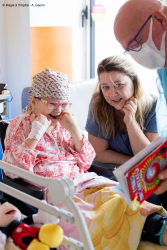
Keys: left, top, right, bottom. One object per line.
{"left": 2, "top": 112, "right": 95, "bottom": 179}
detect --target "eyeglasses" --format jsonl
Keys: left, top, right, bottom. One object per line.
{"left": 124, "top": 15, "right": 152, "bottom": 54}
{"left": 36, "top": 97, "right": 72, "bottom": 110}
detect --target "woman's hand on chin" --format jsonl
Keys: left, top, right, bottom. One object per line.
{"left": 122, "top": 96, "right": 137, "bottom": 126}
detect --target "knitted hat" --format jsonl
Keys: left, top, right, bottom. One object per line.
{"left": 23, "top": 68, "right": 70, "bottom": 113}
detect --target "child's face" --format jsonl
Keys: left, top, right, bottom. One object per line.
{"left": 32, "top": 97, "right": 69, "bottom": 126}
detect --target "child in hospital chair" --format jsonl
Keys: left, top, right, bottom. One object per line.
{"left": 2, "top": 67, "right": 167, "bottom": 249}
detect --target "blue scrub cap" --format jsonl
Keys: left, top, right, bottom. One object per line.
{"left": 156, "top": 68, "right": 167, "bottom": 139}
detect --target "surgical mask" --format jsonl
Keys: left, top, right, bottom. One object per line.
{"left": 128, "top": 18, "right": 166, "bottom": 70}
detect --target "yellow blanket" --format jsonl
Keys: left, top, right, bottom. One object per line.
{"left": 49, "top": 174, "right": 167, "bottom": 250}
{"left": 78, "top": 186, "right": 167, "bottom": 250}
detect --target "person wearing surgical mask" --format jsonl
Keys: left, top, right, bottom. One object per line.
{"left": 125, "top": 16, "right": 166, "bottom": 70}
{"left": 114, "top": 0, "right": 167, "bottom": 195}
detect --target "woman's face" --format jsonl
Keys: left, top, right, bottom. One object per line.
{"left": 99, "top": 71, "right": 134, "bottom": 111}
{"left": 31, "top": 97, "right": 69, "bottom": 126}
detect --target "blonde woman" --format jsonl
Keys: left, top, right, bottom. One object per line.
{"left": 86, "top": 55, "right": 159, "bottom": 165}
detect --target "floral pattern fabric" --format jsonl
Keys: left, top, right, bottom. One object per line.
{"left": 50, "top": 175, "right": 167, "bottom": 250}
{"left": 2, "top": 112, "right": 95, "bottom": 179}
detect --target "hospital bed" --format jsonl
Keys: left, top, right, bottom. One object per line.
{"left": 0, "top": 160, "right": 94, "bottom": 250}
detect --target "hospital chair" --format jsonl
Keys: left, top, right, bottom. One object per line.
{"left": 0, "top": 160, "right": 95, "bottom": 250}
{"left": 0, "top": 78, "right": 117, "bottom": 215}
{"left": 0, "top": 79, "right": 115, "bottom": 215}
{"left": 0, "top": 116, "right": 44, "bottom": 215}
{"left": 0, "top": 124, "right": 116, "bottom": 217}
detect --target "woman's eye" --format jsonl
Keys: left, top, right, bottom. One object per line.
{"left": 116, "top": 84, "right": 123, "bottom": 88}
{"left": 102, "top": 86, "right": 108, "bottom": 90}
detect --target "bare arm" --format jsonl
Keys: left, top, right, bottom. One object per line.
{"left": 25, "top": 138, "right": 39, "bottom": 151}
{"left": 57, "top": 112, "right": 83, "bottom": 153}
{"left": 126, "top": 121, "right": 159, "bottom": 155}
{"left": 88, "top": 134, "right": 131, "bottom": 165}
{"left": 68, "top": 125, "right": 83, "bottom": 153}
{"left": 155, "top": 169, "right": 167, "bottom": 195}
{"left": 123, "top": 96, "right": 159, "bottom": 155}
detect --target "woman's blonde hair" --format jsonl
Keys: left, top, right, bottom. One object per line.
{"left": 91, "top": 55, "right": 154, "bottom": 138}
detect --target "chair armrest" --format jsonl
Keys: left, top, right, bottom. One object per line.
{"left": 88, "top": 161, "right": 119, "bottom": 180}
{"left": 3, "top": 176, "right": 43, "bottom": 200}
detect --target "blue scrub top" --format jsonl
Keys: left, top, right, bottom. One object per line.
{"left": 85, "top": 98, "right": 158, "bottom": 156}
{"left": 156, "top": 68, "right": 167, "bottom": 138}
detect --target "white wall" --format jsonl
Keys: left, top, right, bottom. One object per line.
{"left": 72, "top": 0, "right": 88, "bottom": 82}
{"left": 94, "top": 0, "right": 158, "bottom": 94}
{"left": 30, "top": 0, "right": 88, "bottom": 82}
{"left": 30, "top": 0, "right": 72, "bottom": 27}
{"left": 0, "top": 3, "right": 7, "bottom": 83}
{"left": 5, "top": 0, "right": 31, "bottom": 118}
{"left": 1, "top": 0, "right": 89, "bottom": 119}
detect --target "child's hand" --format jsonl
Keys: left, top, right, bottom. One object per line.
{"left": 27, "top": 113, "right": 51, "bottom": 142}
{"left": 122, "top": 96, "right": 137, "bottom": 125}
{"left": 57, "top": 112, "right": 83, "bottom": 153}
{"left": 31, "top": 113, "right": 51, "bottom": 130}
{"left": 57, "top": 112, "right": 79, "bottom": 133}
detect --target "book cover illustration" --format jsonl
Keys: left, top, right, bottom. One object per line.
{"left": 126, "top": 141, "right": 167, "bottom": 207}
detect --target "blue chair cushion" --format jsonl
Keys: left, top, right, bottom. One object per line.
{"left": 22, "top": 87, "right": 30, "bottom": 110}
